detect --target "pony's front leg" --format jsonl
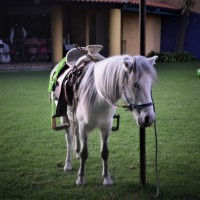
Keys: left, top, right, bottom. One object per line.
{"left": 100, "top": 127, "right": 113, "bottom": 186}
{"left": 76, "top": 125, "right": 89, "bottom": 186}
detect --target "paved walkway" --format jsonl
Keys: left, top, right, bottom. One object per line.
{"left": 0, "top": 62, "right": 54, "bottom": 72}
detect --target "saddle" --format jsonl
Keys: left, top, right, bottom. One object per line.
{"left": 50, "top": 44, "right": 120, "bottom": 131}
{"left": 50, "top": 45, "right": 105, "bottom": 130}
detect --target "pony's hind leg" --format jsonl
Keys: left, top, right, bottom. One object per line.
{"left": 76, "top": 124, "right": 90, "bottom": 186}
{"left": 66, "top": 106, "right": 80, "bottom": 159}
{"left": 73, "top": 121, "right": 80, "bottom": 159}
{"left": 62, "top": 117, "right": 73, "bottom": 172}
{"left": 63, "top": 118, "right": 80, "bottom": 172}
{"left": 100, "top": 128, "right": 113, "bottom": 186}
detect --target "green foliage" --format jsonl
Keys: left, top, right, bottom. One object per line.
{"left": 0, "top": 65, "right": 200, "bottom": 200}
{"left": 147, "top": 51, "right": 196, "bottom": 63}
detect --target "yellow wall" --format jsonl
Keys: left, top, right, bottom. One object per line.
{"left": 122, "top": 12, "right": 161, "bottom": 56}
{"left": 109, "top": 9, "right": 121, "bottom": 56}
{"left": 122, "top": 12, "right": 139, "bottom": 55}
{"left": 146, "top": 14, "right": 161, "bottom": 54}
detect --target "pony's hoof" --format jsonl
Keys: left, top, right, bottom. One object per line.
{"left": 103, "top": 177, "right": 113, "bottom": 186}
{"left": 75, "top": 153, "right": 80, "bottom": 159}
{"left": 76, "top": 177, "right": 85, "bottom": 186}
{"left": 64, "top": 162, "right": 72, "bottom": 172}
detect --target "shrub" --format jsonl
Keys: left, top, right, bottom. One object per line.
{"left": 147, "top": 51, "right": 196, "bottom": 63}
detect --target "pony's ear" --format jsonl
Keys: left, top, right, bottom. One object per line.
{"left": 147, "top": 56, "right": 158, "bottom": 66}
{"left": 123, "top": 57, "right": 133, "bottom": 72}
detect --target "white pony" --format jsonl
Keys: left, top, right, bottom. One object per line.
{"left": 55, "top": 54, "right": 158, "bottom": 186}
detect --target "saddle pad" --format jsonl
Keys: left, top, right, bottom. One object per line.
{"left": 48, "top": 57, "right": 67, "bottom": 92}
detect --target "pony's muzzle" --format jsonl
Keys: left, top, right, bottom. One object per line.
{"left": 137, "top": 112, "right": 155, "bottom": 128}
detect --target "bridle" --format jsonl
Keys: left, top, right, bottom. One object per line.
{"left": 122, "top": 88, "right": 154, "bottom": 111}
{"left": 118, "top": 56, "right": 154, "bottom": 112}
{"left": 101, "top": 82, "right": 154, "bottom": 111}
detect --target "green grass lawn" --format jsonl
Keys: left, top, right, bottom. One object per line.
{"left": 0, "top": 62, "right": 200, "bottom": 200}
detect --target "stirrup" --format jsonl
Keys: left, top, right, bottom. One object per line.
{"left": 112, "top": 114, "right": 120, "bottom": 131}
{"left": 51, "top": 115, "right": 70, "bottom": 131}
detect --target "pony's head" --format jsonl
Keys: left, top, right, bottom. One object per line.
{"left": 122, "top": 55, "right": 158, "bottom": 128}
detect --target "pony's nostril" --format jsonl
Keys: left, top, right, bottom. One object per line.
{"left": 144, "top": 116, "right": 150, "bottom": 124}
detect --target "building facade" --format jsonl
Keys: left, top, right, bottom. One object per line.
{"left": 1, "top": 0, "right": 199, "bottom": 65}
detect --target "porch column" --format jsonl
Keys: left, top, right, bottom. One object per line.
{"left": 109, "top": 9, "right": 121, "bottom": 56}
{"left": 51, "top": 5, "right": 63, "bottom": 64}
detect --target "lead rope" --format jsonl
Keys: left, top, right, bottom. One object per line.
{"left": 152, "top": 94, "right": 160, "bottom": 198}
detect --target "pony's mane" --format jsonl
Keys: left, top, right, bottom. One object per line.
{"left": 78, "top": 55, "right": 157, "bottom": 108}
{"left": 78, "top": 62, "right": 97, "bottom": 109}
{"left": 94, "top": 55, "right": 128, "bottom": 102}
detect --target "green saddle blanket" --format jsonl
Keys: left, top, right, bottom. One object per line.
{"left": 48, "top": 57, "right": 66, "bottom": 92}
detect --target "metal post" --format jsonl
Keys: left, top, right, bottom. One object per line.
{"left": 139, "top": 0, "right": 146, "bottom": 186}
{"left": 140, "top": 127, "right": 146, "bottom": 185}
{"left": 140, "top": 0, "right": 146, "bottom": 56}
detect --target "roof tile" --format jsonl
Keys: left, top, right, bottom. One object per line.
{"left": 76, "top": 0, "right": 180, "bottom": 10}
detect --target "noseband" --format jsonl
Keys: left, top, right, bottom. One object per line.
{"left": 126, "top": 102, "right": 154, "bottom": 111}
{"left": 123, "top": 89, "right": 154, "bottom": 111}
